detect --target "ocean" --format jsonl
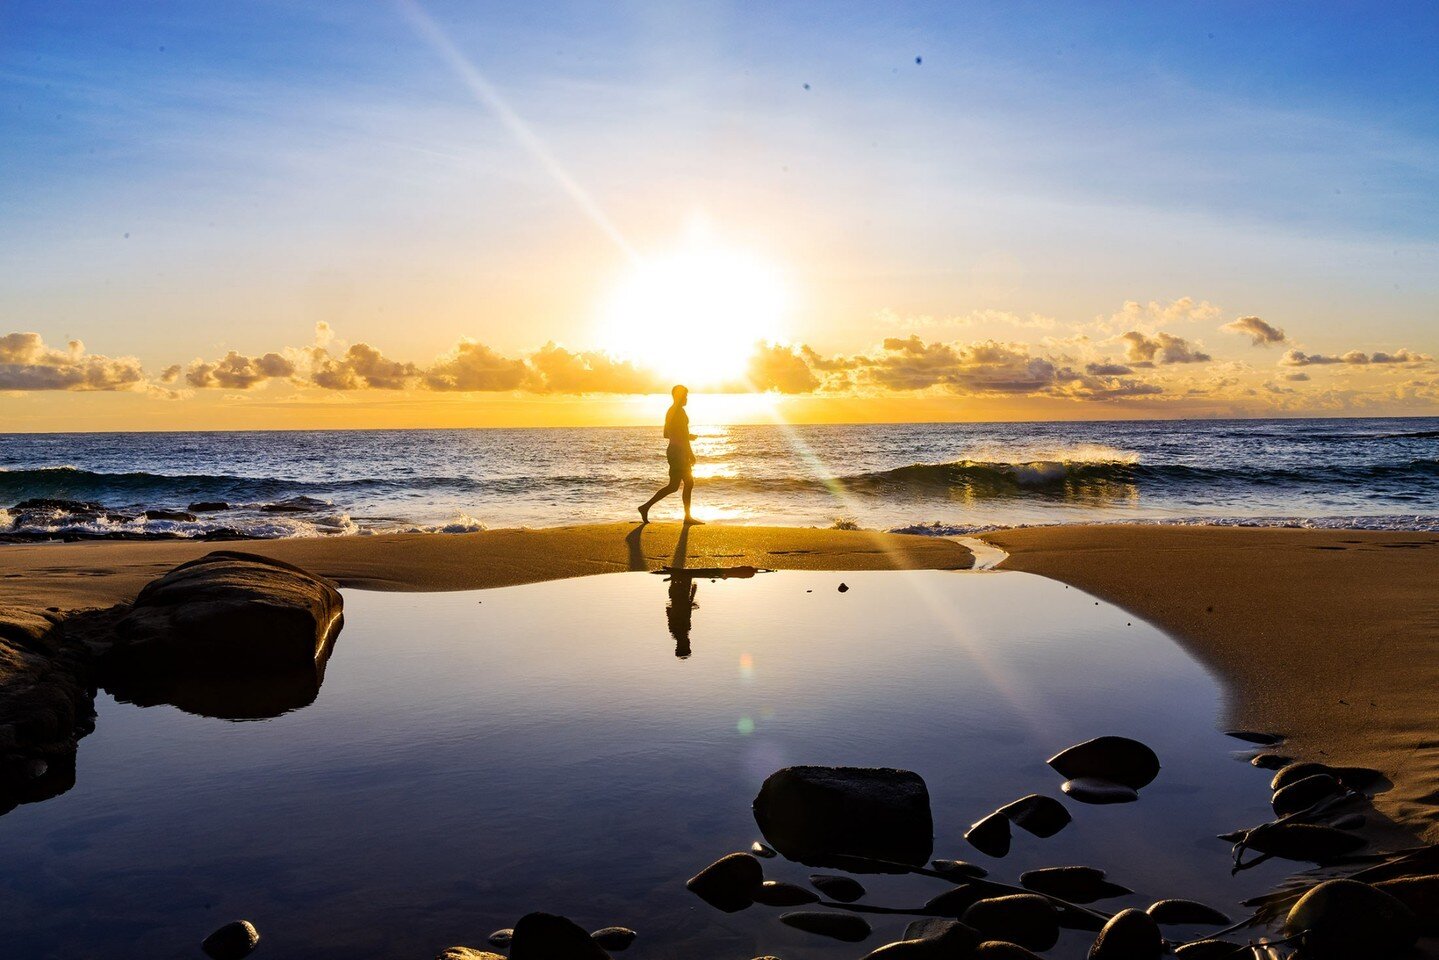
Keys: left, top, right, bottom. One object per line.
{"left": 2, "top": 417, "right": 1437, "bottom": 540}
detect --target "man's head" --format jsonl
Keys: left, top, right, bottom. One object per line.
{"left": 672, "top": 384, "right": 688, "bottom": 405}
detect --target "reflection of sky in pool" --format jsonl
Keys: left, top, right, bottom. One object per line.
{"left": 0, "top": 571, "right": 1292, "bottom": 959}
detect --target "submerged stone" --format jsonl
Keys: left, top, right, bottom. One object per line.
{"left": 964, "top": 812, "right": 1011, "bottom": 857}
{"left": 975, "top": 942, "right": 1043, "bottom": 959}
{"left": 1249, "top": 753, "right": 1292, "bottom": 770}
{"left": 931, "top": 858, "right": 988, "bottom": 878}
{"left": 1087, "top": 908, "right": 1162, "bottom": 960}
{"left": 1020, "top": 865, "right": 1131, "bottom": 903}
{"left": 486, "top": 929, "right": 514, "bottom": 947}
{"left": 201, "top": 920, "right": 260, "bottom": 960}
{"left": 1270, "top": 761, "right": 1334, "bottom": 792}
{"left": 509, "top": 912, "right": 611, "bottom": 960}
{"left": 1271, "top": 773, "right": 1342, "bottom": 815}
{"left": 779, "top": 910, "right": 871, "bottom": 942}
{"left": 753, "top": 766, "right": 934, "bottom": 869}
{"left": 590, "top": 927, "right": 637, "bottom": 950}
{"left": 1283, "top": 879, "right": 1417, "bottom": 959}
{"left": 1173, "top": 940, "right": 1244, "bottom": 959}
{"left": 752, "top": 880, "right": 820, "bottom": 906}
{"left": 1243, "top": 823, "right": 1365, "bottom": 861}
{"left": 866, "top": 920, "right": 979, "bottom": 958}
{"left": 686, "top": 853, "right": 764, "bottom": 912}
{"left": 1145, "top": 899, "right": 1232, "bottom": 926}
{"left": 1048, "top": 736, "right": 1160, "bottom": 790}
{"left": 961, "top": 895, "right": 1059, "bottom": 952}
{"left": 1061, "top": 777, "right": 1139, "bottom": 805}
{"left": 810, "top": 873, "right": 865, "bottom": 902}
{"left": 437, "top": 950, "right": 505, "bottom": 960}
{"left": 751, "top": 840, "right": 777, "bottom": 858}
{"left": 923, "top": 883, "right": 986, "bottom": 918}
{"left": 1224, "top": 730, "right": 1283, "bottom": 745}
{"left": 997, "top": 794, "right": 1072, "bottom": 838}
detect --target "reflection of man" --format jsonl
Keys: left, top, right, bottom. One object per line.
{"left": 667, "top": 576, "right": 697, "bottom": 659}
{"left": 639, "top": 384, "right": 702, "bottom": 525}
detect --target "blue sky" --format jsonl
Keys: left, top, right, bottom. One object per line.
{"left": 1, "top": 1, "right": 1436, "bottom": 426}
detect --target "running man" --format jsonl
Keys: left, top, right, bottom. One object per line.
{"left": 638, "top": 384, "right": 702, "bottom": 524}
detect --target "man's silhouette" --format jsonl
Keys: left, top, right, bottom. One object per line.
{"left": 667, "top": 575, "right": 697, "bottom": 658}
{"left": 639, "top": 384, "right": 702, "bottom": 524}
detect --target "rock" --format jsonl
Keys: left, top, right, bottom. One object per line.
{"left": 779, "top": 910, "right": 871, "bottom": 942}
{"left": 1145, "top": 899, "right": 1232, "bottom": 925}
{"left": 1173, "top": 940, "right": 1244, "bottom": 958}
{"left": 509, "top": 912, "right": 612, "bottom": 960}
{"left": 838, "top": 583, "right": 849, "bottom": 592}
{"left": 1243, "top": 823, "right": 1366, "bottom": 861}
{"left": 590, "top": 926, "right": 637, "bottom": 950}
{"left": 1087, "top": 908, "right": 1162, "bottom": 960}
{"left": 143, "top": 509, "right": 196, "bottom": 522}
{"left": 752, "top": 880, "right": 820, "bottom": 906}
{"left": 487, "top": 929, "right": 514, "bottom": 947}
{"left": 810, "top": 873, "right": 865, "bottom": 902}
{"left": 260, "top": 495, "right": 330, "bottom": 513}
{"left": 931, "top": 858, "right": 988, "bottom": 878}
{"left": 686, "top": 852, "right": 764, "bottom": 912}
{"left": 1061, "top": 777, "right": 1139, "bottom": 804}
{"left": 902, "top": 918, "right": 980, "bottom": 945}
{"left": 1283, "top": 879, "right": 1417, "bottom": 958}
{"left": 753, "top": 766, "right": 934, "bottom": 869}
{"left": 1332, "top": 765, "right": 1385, "bottom": 790}
{"left": 1271, "top": 773, "right": 1342, "bottom": 815}
{"left": 1048, "top": 736, "right": 1160, "bottom": 789}
{"left": 866, "top": 920, "right": 979, "bottom": 958}
{"left": 1375, "top": 875, "right": 1439, "bottom": 931}
{"left": 1249, "top": 753, "right": 1292, "bottom": 770}
{"left": 997, "top": 794, "right": 1072, "bottom": 838}
{"left": 0, "top": 606, "right": 94, "bottom": 814}
{"left": 1020, "top": 866, "right": 1131, "bottom": 903}
{"left": 965, "top": 812, "right": 1011, "bottom": 857}
{"left": 974, "top": 943, "right": 1043, "bottom": 959}
{"left": 923, "top": 883, "right": 986, "bottom": 918}
{"left": 437, "top": 949, "right": 505, "bottom": 960}
{"left": 1224, "top": 730, "right": 1283, "bottom": 745}
{"left": 201, "top": 920, "right": 260, "bottom": 959}
{"left": 961, "top": 895, "right": 1059, "bottom": 952}
{"left": 188, "top": 501, "right": 230, "bottom": 512}
{"left": 751, "top": 840, "right": 777, "bottom": 858}
{"left": 110, "top": 551, "right": 343, "bottom": 674}
{"left": 1270, "top": 761, "right": 1334, "bottom": 791}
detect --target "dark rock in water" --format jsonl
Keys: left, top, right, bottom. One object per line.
{"left": 1225, "top": 729, "right": 1283, "bottom": 745}
{"left": 1270, "top": 761, "right": 1334, "bottom": 791}
{"left": 1020, "top": 866, "right": 1131, "bottom": 903}
{"left": 108, "top": 551, "right": 342, "bottom": 674}
{"left": 1087, "top": 908, "right": 1162, "bottom": 960}
{"left": 0, "top": 606, "right": 94, "bottom": 815}
{"left": 590, "top": 926, "right": 637, "bottom": 950}
{"left": 961, "top": 895, "right": 1059, "bottom": 952}
{"left": 1283, "top": 879, "right": 1417, "bottom": 959}
{"left": 923, "top": 883, "right": 986, "bottom": 917}
{"left": 686, "top": 852, "right": 764, "bottom": 912}
{"left": 1375, "top": 875, "right": 1439, "bottom": 932}
{"left": 1061, "top": 777, "right": 1139, "bottom": 804}
{"left": 974, "top": 942, "right": 1043, "bottom": 959}
{"left": 9, "top": 497, "right": 135, "bottom": 528}
{"left": 260, "top": 495, "right": 330, "bottom": 513}
{"left": 753, "top": 765, "right": 934, "bottom": 869}
{"left": 1249, "top": 752, "right": 1291, "bottom": 770}
{"left": 1144, "top": 899, "right": 1232, "bottom": 925}
{"left": 201, "top": 920, "right": 260, "bottom": 959}
{"left": 143, "top": 509, "right": 196, "bottom": 522}
{"left": 866, "top": 920, "right": 979, "bottom": 958}
{"left": 1048, "top": 736, "right": 1160, "bottom": 789}
{"left": 437, "top": 949, "right": 505, "bottom": 960}
{"left": 810, "top": 873, "right": 865, "bottom": 902}
{"left": 931, "top": 858, "right": 988, "bottom": 878}
{"left": 751, "top": 840, "right": 777, "bottom": 858}
{"left": 1272, "top": 773, "right": 1342, "bottom": 815}
{"left": 1173, "top": 940, "right": 1244, "bottom": 958}
{"left": 997, "top": 794, "right": 1071, "bottom": 837}
{"left": 1331, "top": 765, "right": 1385, "bottom": 790}
{"left": 752, "top": 880, "right": 820, "bottom": 906}
{"left": 188, "top": 501, "right": 230, "bottom": 512}
{"left": 779, "top": 910, "right": 871, "bottom": 942}
{"left": 964, "top": 811, "right": 1011, "bottom": 857}
{"left": 1243, "top": 822, "right": 1366, "bottom": 861}
{"left": 510, "top": 912, "right": 611, "bottom": 960}
{"left": 837, "top": 582, "right": 849, "bottom": 592}
{"left": 486, "top": 929, "right": 514, "bottom": 947}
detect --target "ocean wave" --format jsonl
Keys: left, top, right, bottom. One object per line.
{"left": 889, "top": 515, "right": 1439, "bottom": 535}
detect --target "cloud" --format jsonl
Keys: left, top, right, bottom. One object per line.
{"left": 1283, "top": 371, "right": 1311, "bottom": 381}
{"left": 1120, "top": 330, "right": 1211, "bottom": 365}
{"left": 529, "top": 342, "right": 664, "bottom": 394}
{"left": 1101, "top": 297, "right": 1221, "bottom": 333}
{"left": 0, "top": 333, "right": 145, "bottom": 391}
{"left": 422, "top": 339, "right": 533, "bottom": 392}
{"left": 746, "top": 342, "right": 821, "bottom": 394}
{"left": 159, "top": 364, "right": 182, "bottom": 384}
{"left": 1085, "top": 362, "right": 1134, "bottom": 376}
{"left": 1279, "top": 348, "right": 1431, "bottom": 367}
{"left": 1222, "top": 316, "right": 1287, "bottom": 346}
{"left": 186, "top": 350, "right": 296, "bottom": 388}
{"left": 311, "top": 343, "right": 417, "bottom": 389}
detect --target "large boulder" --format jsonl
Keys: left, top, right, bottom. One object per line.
{"left": 110, "top": 552, "right": 342, "bottom": 674}
{"left": 753, "top": 766, "right": 934, "bottom": 870}
{"left": 1283, "top": 879, "right": 1417, "bottom": 958}
{"left": 0, "top": 606, "right": 94, "bottom": 814}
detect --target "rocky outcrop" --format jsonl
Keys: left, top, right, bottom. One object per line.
{"left": 0, "top": 606, "right": 94, "bottom": 814}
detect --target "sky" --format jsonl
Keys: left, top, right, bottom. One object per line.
{"left": 2, "top": 0, "right": 1437, "bottom": 430}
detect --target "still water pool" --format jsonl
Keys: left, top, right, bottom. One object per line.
{"left": 0, "top": 571, "right": 1291, "bottom": 958}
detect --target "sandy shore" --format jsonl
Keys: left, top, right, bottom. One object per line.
{"left": 984, "top": 525, "right": 1439, "bottom": 845}
{"left": 0, "top": 522, "right": 971, "bottom": 612}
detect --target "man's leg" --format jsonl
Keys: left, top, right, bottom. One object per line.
{"left": 639, "top": 480, "right": 680, "bottom": 522}
{"left": 682, "top": 478, "right": 702, "bottom": 524}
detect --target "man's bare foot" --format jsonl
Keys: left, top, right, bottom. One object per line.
{"left": 638, "top": 505, "right": 650, "bottom": 523}
{"left": 683, "top": 516, "right": 705, "bottom": 525}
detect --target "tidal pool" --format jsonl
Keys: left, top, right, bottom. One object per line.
{"left": 0, "top": 570, "right": 1293, "bottom": 959}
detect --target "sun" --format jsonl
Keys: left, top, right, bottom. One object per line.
{"left": 599, "top": 245, "right": 790, "bottom": 388}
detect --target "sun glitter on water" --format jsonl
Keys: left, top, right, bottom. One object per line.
{"left": 599, "top": 243, "right": 790, "bottom": 388}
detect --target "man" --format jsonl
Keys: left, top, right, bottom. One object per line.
{"left": 638, "top": 384, "right": 702, "bottom": 524}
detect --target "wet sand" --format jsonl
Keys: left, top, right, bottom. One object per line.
{"left": 984, "top": 525, "right": 1439, "bottom": 844}
{"left": 0, "top": 522, "right": 971, "bottom": 612}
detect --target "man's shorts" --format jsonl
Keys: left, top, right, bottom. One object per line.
{"left": 667, "top": 446, "right": 694, "bottom": 482}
